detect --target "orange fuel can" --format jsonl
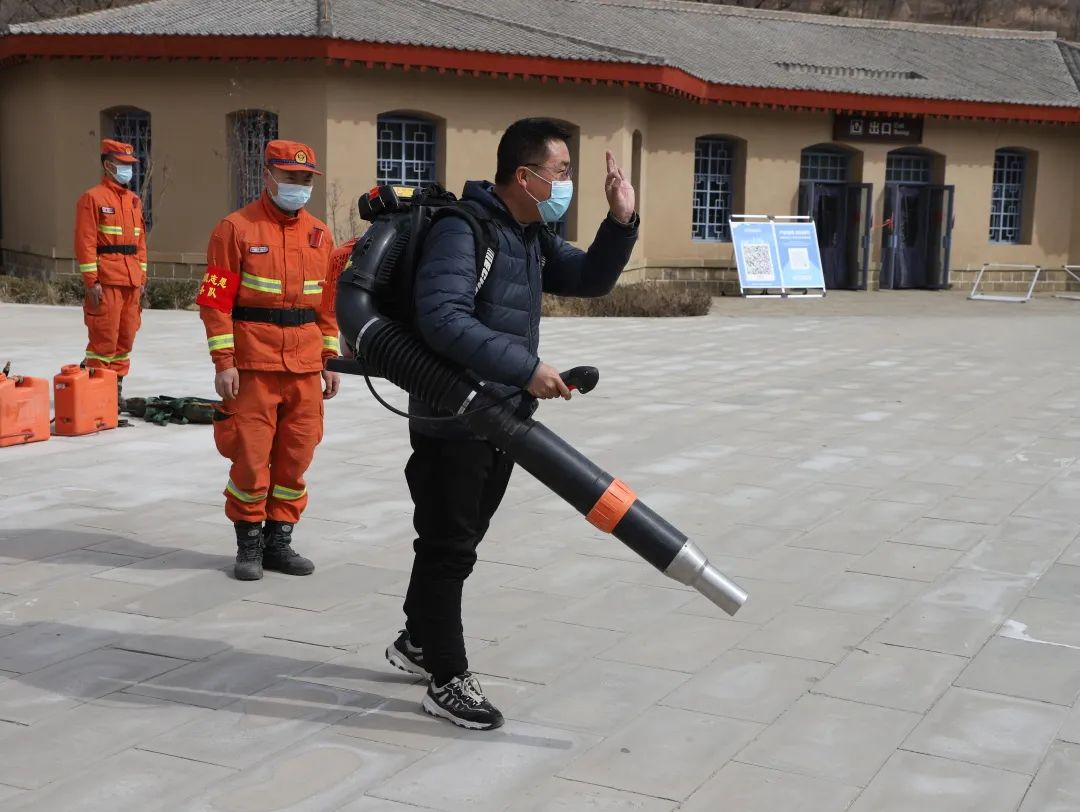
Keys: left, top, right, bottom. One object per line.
{"left": 0, "top": 373, "right": 50, "bottom": 447}
{"left": 53, "top": 365, "right": 118, "bottom": 436}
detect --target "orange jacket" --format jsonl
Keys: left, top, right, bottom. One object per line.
{"left": 200, "top": 192, "right": 339, "bottom": 374}
{"left": 74, "top": 176, "right": 147, "bottom": 289}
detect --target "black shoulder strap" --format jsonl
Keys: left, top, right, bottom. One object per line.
{"left": 428, "top": 202, "right": 499, "bottom": 296}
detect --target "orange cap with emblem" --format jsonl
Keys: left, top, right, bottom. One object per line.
{"left": 264, "top": 139, "right": 322, "bottom": 175}
{"left": 100, "top": 138, "right": 138, "bottom": 164}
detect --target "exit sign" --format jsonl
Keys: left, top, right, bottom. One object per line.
{"left": 834, "top": 114, "right": 924, "bottom": 144}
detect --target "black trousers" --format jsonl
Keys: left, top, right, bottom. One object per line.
{"left": 403, "top": 429, "right": 514, "bottom": 685}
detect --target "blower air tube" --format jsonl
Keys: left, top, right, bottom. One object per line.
{"left": 339, "top": 282, "right": 747, "bottom": 615}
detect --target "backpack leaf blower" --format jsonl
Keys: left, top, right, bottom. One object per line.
{"left": 334, "top": 185, "right": 747, "bottom": 615}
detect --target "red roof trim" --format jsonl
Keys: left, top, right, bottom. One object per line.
{"left": 2, "top": 33, "right": 1077, "bottom": 124}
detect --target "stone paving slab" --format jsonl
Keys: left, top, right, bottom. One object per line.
{"left": 176, "top": 732, "right": 423, "bottom": 812}
{"left": 847, "top": 750, "right": 1030, "bottom": 812}
{"left": 0, "top": 692, "right": 211, "bottom": 790}
{"left": 0, "top": 646, "right": 186, "bottom": 725}
{"left": 679, "top": 762, "right": 859, "bottom": 812}
{"left": 139, "top": 675, "right": 382, "bottom": 769}
{"left": 903, "top": 687, "right": 1066, "bottom": 775}
{"left": 507, "top": 778, "right": 678, "bottom": 812}
{"left": 1018, "top": 741, "right": 1080, "bottom": 812}
{"left": 811, "top": 641, "right": 968, "bottom": 714}
{"left": 955, "top": 635, "right": 1080, "bottom": 705}
{"left": 4, "top": 748, "right": 235, "bottom": 812}
{"left": 558, "top": 705, "right": 762, "bottom": 802}
{"left": 4, "top": 294, "right": 1080, "bottom": 809}
{"left": 662, "top": 649, "right": 830, "bottom": 724}
{"left": 736, "top": 694, "right": 920, "bottom": 787}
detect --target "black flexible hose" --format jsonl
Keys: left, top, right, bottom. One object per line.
{"left": 361, "top": 318, "right": 462, "bottom": 412}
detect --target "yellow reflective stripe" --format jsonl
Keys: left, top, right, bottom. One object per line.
{"left": 97, "top": 224, "right": 124, "bottom": 235}
{"left": 322, "top": 335, "right": 340, "bottom": 352}
{"left": 79, "top": 262, "right": 98, "bottom": 273}
{"left": 226, "top": 480, "right": 265, "bottom": 503}
{"left": 85, "top": 351, "right": 130, "bottom": 362}
{"left": 241, "top": 272, "right": 282, "bottom": 293}
{"left": 139, "top": 262, "right": 148, "bottom": 271}
{"left": 207, "top": 334, "right": 234, "bottom": 351}
{"left": 271, "top": 484, "right": 306, "bottom": 501}
{"left": 302, "top": 280, "right": 323, "bottom": 294}
{"left": 133, "top": 228, "right": 142, "bottom": 236}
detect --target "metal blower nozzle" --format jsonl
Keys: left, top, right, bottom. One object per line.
{"left": 664, "top": 540, "right": 748, "bottom": 616}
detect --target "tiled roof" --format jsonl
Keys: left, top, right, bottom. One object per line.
{"left": 7, "top": 0, "right": 1080, "bottom": 109}
{"left": 6, "top": 0, "right": 659, "bottom": 63}
{"left": 9, "top": 0, "right": 322, "bottom": 37}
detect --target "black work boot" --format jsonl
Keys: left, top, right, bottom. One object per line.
{"left": 117, "top": 375, "right": 125, "bottom": 413}
{"left": 233, "top": 521, "right": 264, "bottom": 580}
{"left": 262, "top": 520, "right": 314, "bottom": 576}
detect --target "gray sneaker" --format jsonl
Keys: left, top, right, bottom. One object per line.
{"left": 422, "top": 672, "right": 504, "bottom": 730}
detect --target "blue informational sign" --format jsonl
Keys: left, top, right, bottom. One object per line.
{"left": 773, "top": 222, "right": 826, "bottom": 290}
{"left": 730, "top": 218, "right": 826, "bottom": 293}
{"left": 730, "top": 221, "right": 782, "bottom": 290}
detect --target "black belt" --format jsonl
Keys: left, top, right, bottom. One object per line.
{"left": 232, "top": 306, "right": 316, "bottom": 327}
{"left": 97, "top": 244, "right": 137, "bottom": 255}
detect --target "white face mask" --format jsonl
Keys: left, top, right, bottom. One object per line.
{"left": 111, "top": 164, "right": 133, "bottom": 185}
{"left": 267, "top": 171, "right": 315, "bottom": 212}
{"left": 271, "top": 182, "right": 313, "bottom": 211}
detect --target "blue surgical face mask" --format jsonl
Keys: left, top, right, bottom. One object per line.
{"left": 111, "top": 164, "right": 133, "bottom": 185}
{"left": 270, "top": 181, "right": 312, "bottom": 212}
{"left": 526, "top": 168, "right": 573, "bottom": 225}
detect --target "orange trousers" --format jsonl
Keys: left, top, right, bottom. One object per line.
{"left": 84, "top": 284, "right": 142, "bottom": 377}
{"left": 213, "top": 370, "right": 324, "bottom": 524}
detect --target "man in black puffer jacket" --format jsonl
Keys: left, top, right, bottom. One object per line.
{"left": 385, "top": 118, "right": 639, "bottom": 730}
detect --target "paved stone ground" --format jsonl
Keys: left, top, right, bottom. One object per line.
{"left": 2, "top": 292, "right": 1080, "bottom": 811}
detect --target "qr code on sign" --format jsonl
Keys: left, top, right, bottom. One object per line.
{"left": 787, "top": 247, "right": 811, "bottom": 271}
{"left": 742, "top": 242, "right": 776, "bottom": 282}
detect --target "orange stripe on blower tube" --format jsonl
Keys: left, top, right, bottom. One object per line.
{"left": 586, "top": 479, "right": 637, "bottom": 533}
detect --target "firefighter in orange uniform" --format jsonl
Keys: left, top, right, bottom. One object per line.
{"left": 74, "top": 138, "right": 148, "bottom": 407}
{"left": 199, "top": 139, "right": 341, "bottom": 580}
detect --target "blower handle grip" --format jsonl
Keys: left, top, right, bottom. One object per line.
{"left": 560, "top": 366, "right": 599, "bottom": 394}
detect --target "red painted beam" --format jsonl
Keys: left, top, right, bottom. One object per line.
{"left": 1, "top": 33, "right": 1077, "bottom": 124}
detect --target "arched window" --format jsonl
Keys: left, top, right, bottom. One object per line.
{"left": 103, "top": 107, "right": 152, "bottom": 229}
{"left": 989, "top": 148, "right": 1034, "bottom": 245}
{"left": 692, "top": 136, "right": 737, "bottom": 242}
{"left": 228, "top": 109, "right": 278, "bottom": 209}
{"left": 376, "top": 114, "right": 438, "bottom": 186}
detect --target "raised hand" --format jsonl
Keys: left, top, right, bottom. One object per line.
{"left": 604, "top": 151, "right": 636, "bottom": 224}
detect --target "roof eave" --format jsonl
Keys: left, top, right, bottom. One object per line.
{"left": 1, "top": 33, "right": 1076, "bottom": 125}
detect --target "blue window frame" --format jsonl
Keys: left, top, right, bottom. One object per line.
{"left": 989, "top": 150, "right": 1026, "bottom": 244}
{"left": 377, "top": 116, "right": 437, "bottom": 186}
{"left": 692, "top": 137, "right": 735, "bottom": 241}
{"left": 109, "top": 109, "right": 152, "bottom": 229}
